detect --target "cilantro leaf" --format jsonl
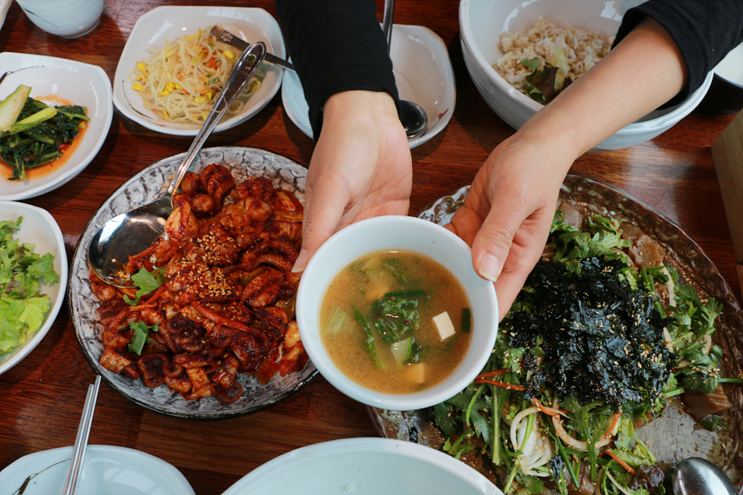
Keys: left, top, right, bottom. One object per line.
{"left": 127, "top": 320, "right": 158, "bottom": 355}
{"left": 123, "top": 267, "right": 166, "bottom": 305}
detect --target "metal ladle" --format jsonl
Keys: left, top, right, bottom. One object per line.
{"left": 87, "top": 42, "right": 267, "bottom": 287}
{"left": 670, "top": 458, "right": 737, "bottom": 495}
{"left": 382, "top": 0, "right": 428, "bottom": 139}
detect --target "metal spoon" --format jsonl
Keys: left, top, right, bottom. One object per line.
{"left": 87, "top": 42, "right": 267, "bottom": 288}
{"left": 382, "top": 0, "right": 428, "bottom": 139}
{"left": 670, "top": 458, "right": 737, "bottom": 495}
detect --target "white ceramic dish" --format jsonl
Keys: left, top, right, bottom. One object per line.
{"left": 0, "top": 201, "right": 67, "bottom": 376}
{"left": 222, "top": 438, "right": 502, "bottom": 495}
{"left": 281, "top": 24, "right": 456, "bottom": 148}
{"left": 0, "top": 0, "right": 11, "bottom": 32}
{"left": 113, "top": 6, "right": 285, "bottom": 136}
{"left": 296, "top": 215, "right": 498, "bottom": 411}
{"left": 0, "top": 445, "right": 195, "bottom": 495}
{"left": 459, "top": 0, "right": 713, "bottom": 150}
{"left": 0, "top": 52, "right": 113, "bottom": 201}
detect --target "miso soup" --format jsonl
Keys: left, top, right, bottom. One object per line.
{"left": 320, "top": 250, "right": 472, "bottom": 394}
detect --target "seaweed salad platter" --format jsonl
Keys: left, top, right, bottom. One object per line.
{"left": 372, "top": 175, "right": 743, "bottom": 495}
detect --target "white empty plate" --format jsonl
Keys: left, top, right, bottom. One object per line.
{"left": 0, "top": 445, "right": 195, "bottom": 495}
{"left": 222, "top": 438, "right": 501, "bottom": 495}
{"left": 281, "top": 24, "right": 455, "bottom": 149}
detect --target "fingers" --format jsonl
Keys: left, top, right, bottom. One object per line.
{"left": 292, "top": 170, "right": 348, "bottom": 272}
{"left": 470, "top": 186, "right": 557, "bottom": 321}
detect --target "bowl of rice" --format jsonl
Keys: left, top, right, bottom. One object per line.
{"left": 459, "top": 0, "right": 713, "bottom": 150}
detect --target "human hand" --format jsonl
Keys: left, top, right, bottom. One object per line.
{"left": 446, "top": 132, "right": 575, "bottom": 320}
{"left": 292, "top": 90, "right": 412, "bottom": 272}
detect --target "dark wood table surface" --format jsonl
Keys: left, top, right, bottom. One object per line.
{"left": 1, "top": 1, "right": 740, "bottom": 493}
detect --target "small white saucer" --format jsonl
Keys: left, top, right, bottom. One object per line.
{"left": 281, "top": 24, "right": 456, "bottom": 149}
{"left": 0, "top": 445, "right": 195, "bottom": 495}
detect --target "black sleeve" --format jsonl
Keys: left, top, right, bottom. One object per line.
{"left": 275, "top": 0, "right": 400, "bottom": 140}
{"left": 613, "top": 0, "right": 743, "bottom": 107}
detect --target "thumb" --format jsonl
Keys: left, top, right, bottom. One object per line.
{"left": 470, "top": 195, "right": 554, "bottom": 320}
{"left": 470, "top": 204, "right": 521, "bottom": 284}
{"left": 292, "top": 180, "right": 348, "bottom": 273}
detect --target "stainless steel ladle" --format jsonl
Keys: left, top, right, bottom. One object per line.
{"left": 382, "top": 0, "right": 428, "bottom": 139}
{"left": 670, "top": 458, "right": 737, "bottom": 495}
{"left": 87, "top": 42, "right": 267, "bottom": 287}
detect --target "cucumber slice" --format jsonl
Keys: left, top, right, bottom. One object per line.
{"left": 0, "top": 84, "right": 31, "bottom": 134}
{"left": 391, "top": 337, "right": 413, "bottom": 367}
{"left": 6, "top": 107, "right": 57, "bottom": 135}
{"left": 326, "top": 305, "right": 351, "bottom": 335}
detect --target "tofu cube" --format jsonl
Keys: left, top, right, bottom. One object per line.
{"left": 433, "top": 311, "right": 456, "bottom": 340}
{"left": 404, "top": 363, "right": 425, "bottom": 384}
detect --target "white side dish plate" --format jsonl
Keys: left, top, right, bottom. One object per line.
{"left": 0, "top": 0, "right": 11, "bottom": 32}
{"left": 281, "top": 24, "right": 456, "bottom": 149}
{"left": 222, "top": 438, "right": 502, "bottom": 495}
{"left": 0, "top": 201, "right": 67, "bottom": 376}
{"left": 0, "top": 52, "right": 113, "bottom": 201}
{"left": 0, "top": 445, "right": 195, "bottom": 495}
{"left": 113, "top": 6, "right": 285, "bottom": 136}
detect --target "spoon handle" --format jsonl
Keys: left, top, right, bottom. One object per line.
{"left": 382, "top": 0, "right": 394, "bottom": 53}
{"left": 165, "top": 41, "right": 267, "bottom": 197}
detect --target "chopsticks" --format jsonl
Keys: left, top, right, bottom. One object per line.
{"left": 62, "top": 375, "right": 101, "bottom": 495}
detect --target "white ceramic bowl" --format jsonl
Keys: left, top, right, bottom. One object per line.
{"left": 0, "top": 201, "right": 67, "bottom": 376}
{"left": 16, "top": 0, "right": 103, "bottom": 38}
{"left": 281, "top": 24, "right": 456, "bottom": 149}
{"left": 0, "top": 52, "right": 113, "bottom": 200}
{"left": 0, "top": 0, "right": 11, "bottom": 32}
{"left": 459, "top": 0, "right": 714, "bottom": 150}
{"left": 113, "top": 6, "right": 285, "bottom": 136}
{"left": 222, "top": 438, "right": 503, "bottom": 495}
{"left": 0, "top": 445, "right": 195, "bottom": 495}
{"left": 296, "top": 216, "right": 498, "bottom": 410}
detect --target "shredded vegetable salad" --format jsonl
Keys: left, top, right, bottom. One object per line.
{"left": 432, "top": 209, "right": 728, "bottom": 495}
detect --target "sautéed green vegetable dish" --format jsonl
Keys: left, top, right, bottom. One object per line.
{"left": 0, "top": 84, "right": 89, "bottom": 180}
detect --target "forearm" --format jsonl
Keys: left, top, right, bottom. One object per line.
{"left": 516, "top": 17, "right": 687, "bottom": 161}
{"left": 275, "top": 0, "right": 399, "bottom": 140}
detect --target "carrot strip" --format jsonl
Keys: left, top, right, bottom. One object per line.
{"left": 476, "top": 369, "right": 508, "bottom": 380}
{"left": 605, "top": 450, "right": 636, "bottom": 475}
{"left": 604, "top": 413, "right": 621, "bottom": 439}
{"left": 191, "top": 301, "right": 251, "bottom": 332}
{"left": 474, "top": 378, "right": 525, "bottom": 391}
{"left": 531, "top": 398, "right": 567, "bottom": 417}
{"left": 129, "top": 284, "right": 168, "bottom": 311}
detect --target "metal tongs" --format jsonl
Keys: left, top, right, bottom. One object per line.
{"left": 62, "top": 375, "right": 102, "bottom": 495}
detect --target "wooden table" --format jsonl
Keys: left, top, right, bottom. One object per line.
{"left": 0, "top": 1, "right": 739, "bottom": 493}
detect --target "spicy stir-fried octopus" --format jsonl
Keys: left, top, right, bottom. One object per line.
{"left": 91, "top": 164, "right": 308, "bottom": 403}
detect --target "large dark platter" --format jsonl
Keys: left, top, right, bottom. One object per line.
{"left": 371, "top": 173, "right": 743, "bottom": 488}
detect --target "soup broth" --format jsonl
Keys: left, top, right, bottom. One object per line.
{"left": 320, "top": 250, "right": 472, "bottom": 394}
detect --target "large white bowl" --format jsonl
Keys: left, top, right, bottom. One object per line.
{"left": 222, "top": 438, "right": 502, "bottom": 495}
{"left": 459, "top": 0, "right": 713, "bottom": 150}
{"left": 0, "top": 52, "right": 113, "bottom": 200}
{"left": 113, "top": 6, "right": 285, "bottom": 136}
{"left": 0, "top": 201, "right": 67, "bottom": 375}
{"left": 0, "top": 445, "right": 195, "bottom": 495}
{"left": 296, "top": 216, "right": 498, "bottom": 411}
{"left": 281, "top": 24, "right": 456, "bottom": 149}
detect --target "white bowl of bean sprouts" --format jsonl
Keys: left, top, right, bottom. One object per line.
{"left": 112, "top": 6, "right": 285, "bottom": 136}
